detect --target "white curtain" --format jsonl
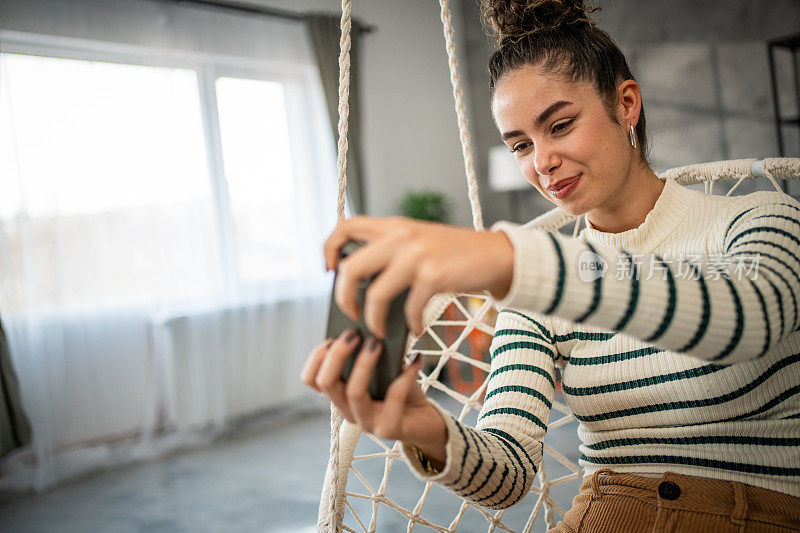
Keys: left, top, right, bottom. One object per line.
{"left": 0, "top": 0, "right": 339, "bottom": 491}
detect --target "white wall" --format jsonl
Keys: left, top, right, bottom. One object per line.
{"left": 251, "top": 0, "right": 476, "bottom": 226}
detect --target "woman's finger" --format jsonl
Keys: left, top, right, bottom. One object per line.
{"left": 334, "top": 237, "right": 399, "bottom": 323}
{"left": 323, "top": 216, "right": 393, "bottom": 271}
{"left": 345, "top": 337, "right": 383, "bottom": 430}
{"left": 362, "top": 253, "right": 416, "bottom": 339}
{"left": 300, "top": 338, "right": 334, "bottom": 392}
{"left": 374, "top": 353, "right": 424, "bottom": 439}
{"left": 405, "top": 268, "right": 441, "bottom": 338}
{"left": 316, "top": 328, "right": 362, "bottom": 421}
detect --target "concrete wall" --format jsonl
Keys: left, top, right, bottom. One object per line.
{"left": 459, "top": 0, "right": 800, "bottom": 225}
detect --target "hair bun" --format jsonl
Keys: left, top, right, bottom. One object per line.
{"left": 482, "top": 0, "right": 601, "bottom": 45}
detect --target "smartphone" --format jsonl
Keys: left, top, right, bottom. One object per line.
{"left": 325, "top": 240, "right": 410, "bottom": 400}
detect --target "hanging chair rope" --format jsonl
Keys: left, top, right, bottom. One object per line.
{"left": 335, "top": 0, "right": 353, "bottom": 222}
{"left": 439, "top": 0, "right": 483, "bottom": 231}
{"left": 319, "top": 1, "right": 354, "bottom": 531}
{"left": 320, "top": 1, "right": 487, "bottom": 529}
{"left": 658, "top": 157, "right": 800, "bottom": 190}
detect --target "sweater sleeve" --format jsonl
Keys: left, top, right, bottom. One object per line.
{"left": 400, "top": 309, "right": 559, "bottom": 510}
{"left": 490, "top": 191, "right": 800, "bottom": 364}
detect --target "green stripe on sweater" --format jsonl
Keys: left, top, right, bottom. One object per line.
{"left": 573, "top": 353, "right": 800, "bottom": 422}
{"left": 711, "top": 275, "right": 745, "bottom": 361}
{"left": 452, "top": 428, "right": 483, "bottom": 493}
{"left": 585, "top": 434, "right": 800, "bottom": 451}
{"left": 564, "top": 362, "right": 726, "bottom": 397}
{"left": 461, "top": 455, "right": 498, "bottom": 498}
{"left": 748, "top": 278, "right": 771, "bottom": 358}
{"left": 544, "top": 232, "right": 565, "bottom": 315}
{"left": 728, "top": 246, "right": 800, "bottom": 289}
{"left": 728, "top": 225, "right": 800, "bottom": 252}
{"left": 743, "top": 261, "right": 799, "bottom": 332}
{"left": 613, "top": 250, "right": 640, "bottom": 332}
{"left": 477, "top": 428, "right": 530, "bottom": 502}
{"left": 569, "top": 346, "right": 662, "bottom": 366}
{"left": 484, "top": 385, "right": 552, "bottom": 409}
{"left": 555, "top": 331, "right": 616, "bottom": 342}
{"left": 724, "top": 201, "right": 800, "bottom": 244}
{"left": 481, "top": 427, "right": 536, "bottom": 473}
{"left": 677, "top": 262, "right": 710, "bottom": 354}
{"left": 724, "top": 205, "right": 760, "bottom": 243}
{"left": 491, "top": 341, "right": 555, "bottom": 361}
{"left": 722, "top": 384, "right": 800, "bottom": 422}
{"left": 575, "top": 242, "right": 602, "bottom": 324}
{"left": 473, "top": 464, "right": 510, "bottom": 505}
{"left": 494, "top": 328, "right": 547, "bottom": 343}
{"left": 488, "top": 364, "right": 555, "bottom": 388}
{"left": 479, "top": 407, "right": 547, "bottom": 430}
{"left": 497, "top": 309, "right": 554, "bottom": 343}
{"left": 581, "top": 453, "right": 800, "bottom": 476}
{"left": 645, "top": 255, "right": 676, "bottom": 344}
{"left": 750, "top": 213, "right": 800, "bottom": 232}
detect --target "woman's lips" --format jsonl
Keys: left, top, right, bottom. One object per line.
{"left": 549, "top": 174, "right": 581, "bottom": 200}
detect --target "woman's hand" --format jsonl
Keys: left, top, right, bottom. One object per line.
{"left": 300, "top": 329, "right": 448, "bottom": 464}
{"left": 323, "top": 216, "right": 514, "bottom": 338}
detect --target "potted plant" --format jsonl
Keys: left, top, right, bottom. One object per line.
{"left": 398, "top": 189, "right": 450, "bottom": 223}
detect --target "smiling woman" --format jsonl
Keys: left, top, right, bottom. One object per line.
{"left": 305, "top": 1, "right": 800, "bottom": 531}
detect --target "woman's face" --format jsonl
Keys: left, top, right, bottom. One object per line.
{"left": 491, "top": 64, "right": 635, "bottom": 217}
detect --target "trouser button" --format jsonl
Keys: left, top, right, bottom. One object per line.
{"left": 658, "top": 481, "right": 681, "bottom": 500}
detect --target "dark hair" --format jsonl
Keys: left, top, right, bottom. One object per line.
{"left": 483, "top": 0, "right": 649, "bottom": 165}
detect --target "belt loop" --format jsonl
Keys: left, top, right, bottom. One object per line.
{"left": 590, "top": 468, "right": 613, "bottom": 501}
{"left": 730, "top": 481, "right": 748, "bottom": 531}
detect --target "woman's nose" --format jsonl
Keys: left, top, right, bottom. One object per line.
{"left": 534, "top": 144, "right": 560, "bottom": 177}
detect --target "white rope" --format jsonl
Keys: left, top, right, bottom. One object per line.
{"left": 439, "top": 0, "right": 483, "bottom": 231}
{"left": 657, "top": 157, "right": 799, "bottom": 189}
{"left": 319, "top": 1, "right": 355, "bottom": 531}
{"left": 335, "top": 0, "right": 352, "bottom": 222}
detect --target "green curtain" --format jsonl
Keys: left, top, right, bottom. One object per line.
{"left": 0, "top": 317, "right": 32, "bottom": 458}
{"left": 306, "top": 12, "right": 367, "bottom": 215}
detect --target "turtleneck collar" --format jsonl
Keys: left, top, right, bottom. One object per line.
{"left": 579, "top": 176, "right": 698, "bottom": 252}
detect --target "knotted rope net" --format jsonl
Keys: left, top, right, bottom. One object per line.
{"left": 316, "top": 1, "right": 800, "bottom": 531}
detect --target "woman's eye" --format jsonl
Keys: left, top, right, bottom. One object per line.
{"left": 552, "top": 120, "right": 573, "bottom": 134}
{"left": 510, "top": 141, "right": 532, "bottom": 153}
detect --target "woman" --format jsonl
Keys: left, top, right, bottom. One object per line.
{"left": 301, "top": 1, "right": 800, "bottom": 530}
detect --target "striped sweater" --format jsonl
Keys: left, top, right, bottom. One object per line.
{"left": 401, "top": 176, "right": 800, "bottom": 509}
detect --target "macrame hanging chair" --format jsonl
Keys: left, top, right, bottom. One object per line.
{"left": 318, "top": 1, "right": 800, "bottom": 531}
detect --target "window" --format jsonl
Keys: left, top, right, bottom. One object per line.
{"left": 215, "top": 76, "right": 296, "bottom": 283}
{"left": 0, "top": 40, "right": 337, "bottom": 314}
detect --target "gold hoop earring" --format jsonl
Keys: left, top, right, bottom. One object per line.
{"left": 629, "top": 125, "right": 637, "bottom": 149}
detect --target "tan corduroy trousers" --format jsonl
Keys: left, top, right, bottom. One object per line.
{"left": 548, "top": 469, "right": 800, "bottom": 532}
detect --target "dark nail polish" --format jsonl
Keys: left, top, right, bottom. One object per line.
{"left": 366, "top": 337, "right": 378, "bottom": 352}
{"left": 410, "top": 352, "right": 421, "bottom": 365}
{"left": 345, "top": 328, "right": 359, "bottom": 342}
